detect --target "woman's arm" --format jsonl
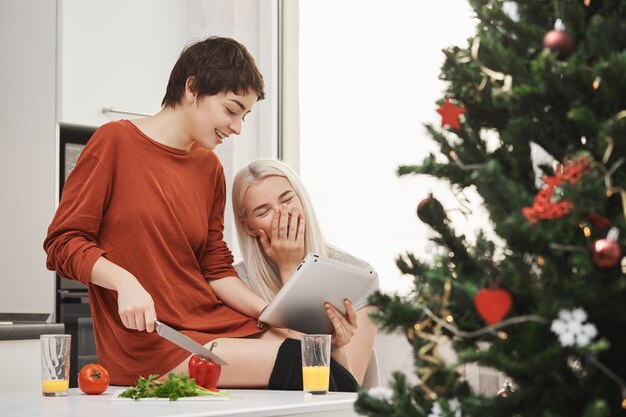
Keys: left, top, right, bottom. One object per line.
{"left": 90, "top": 256, "right": 157, "bottom": 333}
{"left": 202, "top": 166, "right": 267, "bottom": 318}
{"left": 344, "top": 305, "right": 378, "bottom": 384}
{"left": 208, "top": 276, "right": 267, "bottom": 318}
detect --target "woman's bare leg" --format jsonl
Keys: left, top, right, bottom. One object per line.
{"left": 162, "top": 327, "right": 355, "bottom": 388}
{"left": 164, "top": 328, "right": 289, "bottom": 388}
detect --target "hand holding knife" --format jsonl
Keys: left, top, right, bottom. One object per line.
{"left": 154, "top": 320, "right": 228, "bottom": 366}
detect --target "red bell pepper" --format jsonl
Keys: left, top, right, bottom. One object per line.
{"left": 188, "top": 342, "right": 221, "bottom": 389}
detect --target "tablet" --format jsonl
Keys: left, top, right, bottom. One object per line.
{"left": 258, "top": 253, "right": 376, "bottom": 334}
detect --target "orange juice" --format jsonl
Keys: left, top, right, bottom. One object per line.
{"left": 42, "top": 379, "right": 69, "bottom": 395}
{"left": 302, "top": 366, "right": 330, "bottom": 393}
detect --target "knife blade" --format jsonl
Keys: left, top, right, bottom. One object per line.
{"left": 154, "top": 320, "right": 228, "bottom": 365}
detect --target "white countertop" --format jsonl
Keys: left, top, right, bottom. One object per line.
{"left": 0, "top": 387, "right": 360, "bottom": 417}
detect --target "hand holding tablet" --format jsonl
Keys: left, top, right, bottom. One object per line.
{"left": 259, "top": 253, "right": 376, "bottom": 334}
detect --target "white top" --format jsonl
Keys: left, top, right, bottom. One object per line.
{"left": 0, "top": 387, "right": 359, "bottom": 417}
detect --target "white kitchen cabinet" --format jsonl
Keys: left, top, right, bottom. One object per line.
{"left": 0, "top": 0, "right": 57, "bottom": 315}
{"left": 0, "top": 339, "right": 41, "bottom": 392}
{"left": 58, "top": 0, "right": 190, "bottom": 126}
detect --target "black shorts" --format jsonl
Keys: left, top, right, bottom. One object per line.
{"left": 268, "top": 338, "right": 358, "bottom": 392}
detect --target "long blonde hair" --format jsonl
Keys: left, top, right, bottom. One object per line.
{"left": 232, "top": 159, "right": 328, "bottom": 303}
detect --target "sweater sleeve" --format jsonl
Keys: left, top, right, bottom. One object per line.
{"left": 43, "top": 144, "right": 111, "bottom": 286}
{"left": 200, "top": 165, "right": 238, "bottom": 279}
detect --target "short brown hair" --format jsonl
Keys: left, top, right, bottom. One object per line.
{"left": 161, "top": 36, "right": 265, "bottom": 107}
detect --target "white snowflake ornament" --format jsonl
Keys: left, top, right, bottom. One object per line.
{"left": 570, "top": 308, "right": 588, "bottom": 322}
{"left": 551, "top": 307, "right": 598, "bottom": 347}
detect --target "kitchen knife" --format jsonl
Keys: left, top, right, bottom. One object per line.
{"left": 154, "top": 320, "right": 228, "bottom": 366}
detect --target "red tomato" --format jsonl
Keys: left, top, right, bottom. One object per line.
{"left": 188, "top": 355, "right": 221, "bottom": 389}
{"left": 78, "top": 364, "right": 110, "bottom": 395}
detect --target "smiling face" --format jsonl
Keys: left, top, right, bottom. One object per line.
{"left": 240, "top": 175, "right": 304, "bottom": 238}
{"left": 184, "top": 86, "right": 258, "bottom": 150}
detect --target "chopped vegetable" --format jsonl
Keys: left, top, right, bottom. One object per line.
{"left": 119, "top": 373, "right": 229, "bottom": 401}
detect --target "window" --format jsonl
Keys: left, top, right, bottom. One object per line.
{"left": 298, "top": 0, "right": 475, "bottom": 293}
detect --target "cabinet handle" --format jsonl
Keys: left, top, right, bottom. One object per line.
{"left": 101, "top": 107, "right": 153, "bottom": 117}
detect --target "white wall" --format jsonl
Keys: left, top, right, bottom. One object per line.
{"left": 0, "top": 0, "right": 277, "bottom": 314}
{"left": 190, "top": 0, "right": 280, "bottom": 260}
{"left": 59, "top": 0, "right": 189, "bottom": 126}
{"left": 0, "top": 0, "right": 57, "bottom": 314}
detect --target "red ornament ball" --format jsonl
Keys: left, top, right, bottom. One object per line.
{"left": 543, "top": 23, "right": 574, "bottom": 59}
{"left": 591, "top": 238, "right": 622, "bottom": 269}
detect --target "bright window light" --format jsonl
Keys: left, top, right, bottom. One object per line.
{"left": 299, "top": 0, "right": 476, "bottom": 293}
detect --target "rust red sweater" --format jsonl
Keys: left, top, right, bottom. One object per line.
{"left": 44, "top": 120, "right": 261, "bottom": 385}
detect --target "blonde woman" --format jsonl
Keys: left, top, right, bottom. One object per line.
{"left": 232, "top": 159, "right": 379, "bottom": 385}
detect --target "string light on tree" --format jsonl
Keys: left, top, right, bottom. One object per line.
{"left": 593, "top": 76, "right": 601, "bottom": 90}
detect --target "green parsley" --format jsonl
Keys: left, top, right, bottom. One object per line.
{"left": 119, "top": 372, "right": 230, "bottom": 401}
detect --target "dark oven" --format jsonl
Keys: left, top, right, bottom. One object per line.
{"left": 56, "top": 123, "right": 98, "bottom": 388}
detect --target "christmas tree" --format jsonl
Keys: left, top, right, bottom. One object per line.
{"left": 355, "top": 1, "right": 626, "bottom": 416}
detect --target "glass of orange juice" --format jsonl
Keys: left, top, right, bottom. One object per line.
{"left": 40, "top": 334, "right": 71, "bottom": 397}
{"left": 301, "top": 334, "right": 331, "bottom": 395}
